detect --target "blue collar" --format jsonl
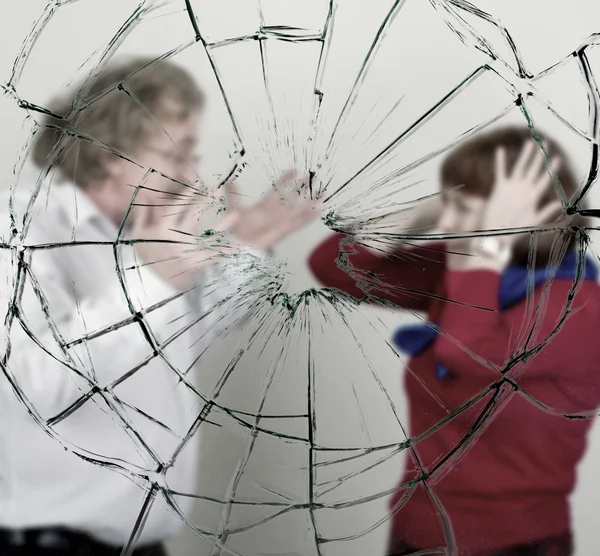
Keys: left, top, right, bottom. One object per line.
{"left": 499, "top": 249, "right": 597, "bottom": 309}
{"left": 393, "top": 251, "right": 598, "bottom": 359}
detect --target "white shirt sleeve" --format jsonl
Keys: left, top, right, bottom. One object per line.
{"left": 0, "top": 242, "right": 189, "bottom": 421}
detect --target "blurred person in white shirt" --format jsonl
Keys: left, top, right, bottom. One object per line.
{"left": 0, "top": 57, "right": 317, "bottom": 556}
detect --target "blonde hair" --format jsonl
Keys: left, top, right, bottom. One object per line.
{"left": 32, "top": 57, "right": 205, "bottom": 188}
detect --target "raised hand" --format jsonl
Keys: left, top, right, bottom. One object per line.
{"left": 130, "top": 171, "right": 320, "bottom": 291}
{"left": 216, "top": 171, "right": 320, "bottom": 252}
{"left": 479, "top": 140, "right": 563, "bottom": 245}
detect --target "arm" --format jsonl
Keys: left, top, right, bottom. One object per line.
{"left": 308, "top": 233, "right": 446, "bottom": 312}
{"left": 0, "top": 243, "right": 189, "bottom": 420}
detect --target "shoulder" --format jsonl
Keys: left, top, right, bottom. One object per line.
{"left": 0, "top": 182, "right": 73, "bottom": 246}
{"left": 0, "top": 183, "right": 78, "bottom": 295}
{"left": 535, "top": 278, "right": 600, "bottom": 340}
{"left": 573, "top": 279, "right": 600, "bottom": 316}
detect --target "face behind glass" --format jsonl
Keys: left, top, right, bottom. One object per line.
{"left": 438, "top": 189, "right": 486, "bottom": 250}
{"left": 115, "top": 113, "right": 202, "bottom": 223}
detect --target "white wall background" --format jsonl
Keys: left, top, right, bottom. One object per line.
{"left": 2, "top": 1, "right": 600, "bottom": 555}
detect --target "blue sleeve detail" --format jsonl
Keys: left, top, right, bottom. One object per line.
{"left": 392, "top": 323, "right": 438, "bottom": 356}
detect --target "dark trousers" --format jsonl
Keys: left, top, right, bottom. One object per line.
{"left": 388, "top": 530, "right": 573, "bottom": 556}
{"left": 0, "top": 527, "right": 167, "bottom": 556}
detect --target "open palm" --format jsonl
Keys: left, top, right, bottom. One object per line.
{"left": 217, "top": 171, "right": 320, "bottom": 251}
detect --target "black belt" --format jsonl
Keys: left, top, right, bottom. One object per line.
{"left": 0, "top": 527, "right": 165, "bottom": 555}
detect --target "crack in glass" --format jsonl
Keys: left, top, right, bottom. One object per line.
{"left": 1, "top": 1, "right": 600, "bottom": 555}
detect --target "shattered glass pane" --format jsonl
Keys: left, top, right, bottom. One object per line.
{"left": 1, "top": 1, "right": 600, "bottom": 555}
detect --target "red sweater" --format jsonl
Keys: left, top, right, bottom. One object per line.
{"left": 309, "top": 233, "right": 600, "bottom": 555}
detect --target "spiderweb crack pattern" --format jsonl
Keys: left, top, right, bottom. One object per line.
{"left": 1, "top": 1, "right": 600, "bottom": 555}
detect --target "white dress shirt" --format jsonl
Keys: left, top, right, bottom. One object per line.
{"left": 0, "top": 176, "right": 267, "bottom": 547}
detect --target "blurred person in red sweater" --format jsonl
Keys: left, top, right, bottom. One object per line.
{"left": 309, "top": 126, "right": 600, "bottom": 556}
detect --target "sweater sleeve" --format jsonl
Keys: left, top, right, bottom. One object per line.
{"left": 308, "top": 233, "right": 446, "bottom": 311}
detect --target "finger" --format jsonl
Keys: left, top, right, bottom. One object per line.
{"left": 285, "top": 172, "right": 313, "bottom": 199}
{"left": 541, "top": 156, "right": 561, "bottom": 186}
{"left": 295, "top": 205, "right": 320, "bottom": 226}
{"left": 297, "top": 172, "right": 312, "bottom": 194}
{"left": 256, "top": 188, "right": 282, "bottom": 209}
{"left": 494, "top": 147, "right": 507, "bottom": 184}
{"left": 297, "top": 195, "right": 320, "bottom": 212}
{"left": 533, "top": 156, "right": 561, "bottom": 193}
{"left": 272, "top": 197, "right": 308, "bottom": 218}
{"left": 523, "top": 148, "right": 547, "bottom": 184}
{"left": 262, "top": 170, "right": 304, "bottom": 207}
{"left": 274, "top": 169, "right": 298, "bottom": 190}
{"left": 511, "top": 140, "right": 537, "bottom": 179}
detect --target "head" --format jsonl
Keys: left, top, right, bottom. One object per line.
{"left": 32, "top": 57, "right": 206, "bottom": 225}
{"left": 438, "top": 126, "right": 587, "bottom": 265}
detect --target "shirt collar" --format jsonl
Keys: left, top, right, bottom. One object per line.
{"left": 50, "top": 180, "right": 120, "bottom": 240}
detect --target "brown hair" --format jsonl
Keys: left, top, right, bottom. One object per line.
{"left": 440, "top": 126, "right": 588, "bottom": 266}
{"left": 32, "top": 57, "right": 205, "bottom": 188}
